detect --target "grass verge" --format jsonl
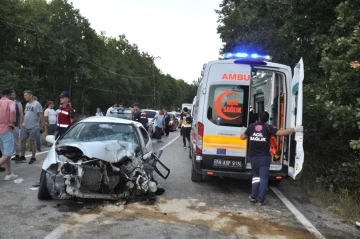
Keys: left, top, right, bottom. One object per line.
{"left": 298, "top": 173, "right": 360, "bottom": 224}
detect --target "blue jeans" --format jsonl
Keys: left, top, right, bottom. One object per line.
{"left": 250, "top": 156, "right": 272, "bottom": 203}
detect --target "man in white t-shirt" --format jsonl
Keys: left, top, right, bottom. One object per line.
{"left": 44, "top": 101, "right": 57, "bottom": 136}
{"left": 106, "top": 103, "right": 117, "bottom": 116}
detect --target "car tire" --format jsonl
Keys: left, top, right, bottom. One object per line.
{"left": 269, "top": 180, "right": 281, "bottom": 187}
{"left": 191, "top": 164, "right": 202, "bottom": 182}
{"left": 38, "top": 170, "right": 52, "bottom": 200}
{"left": 189, "top": 147, "right": 192, "bottom": 159}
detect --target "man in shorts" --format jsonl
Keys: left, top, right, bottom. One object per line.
{"left": 10, "top": 90, "right": 24, "bottom": 161}
{"left": 16, "top": 90, "right": 45, "bottom": 164}
{"left": 0, "top": 89, "right": 18, "bottom": 180}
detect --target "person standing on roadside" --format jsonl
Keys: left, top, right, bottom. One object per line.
{"left": 44, "top": 101, "right": 57, "bottom": 138}
{"left": 153, "top": 109, "right": 165, "bottom": 143}
{"left": 132, "top": 103, "right": 148, "bottom": 129}
{"left": 56, "top": 91, "right": 74, "bottom": 139}
{"left": 33, "top": 96, "right": 42, "bottom": 152}
{"left": 95, "top": 108, "right": 103, "bottom": 116}
{"left": 180, "top": 107, "right": 192, "bottom": 148}
{"left": 164, "top": 109, "right": 171, "bottom": 136}
{"left": 106, "top": 103, "right": 117, "bottom": 116}
{"left": 16, "top": 91, "right": 45, "bottom": 164}
{"left": 9, "top": 90, "right": 23, "bottom": 162}
{"left": 0, "top": 89, "right": 19, "bottom": 180}
{"left": 240, "top": 111, "right": 303, "bottom": 206}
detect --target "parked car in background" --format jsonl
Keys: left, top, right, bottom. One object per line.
{"left": 171, "top": 112, "right": 181, "bottom": 129}
{"left": 167, "top": 112, "right": 179, "bottom": 131}
{"left": 106, "top": 107, "right": 133, "bottom": 120}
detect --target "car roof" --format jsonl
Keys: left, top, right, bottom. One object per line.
{"left": 143, "top": 109, "right": 157, "bottom": 112}
{"left": 80, "top": 116, "right": 143, "bottom": 127}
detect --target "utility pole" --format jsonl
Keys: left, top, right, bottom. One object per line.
{"left": 151, "top": 56, "right": 161, "bottom": 107}
{"left": 33, "top": 28, "right": 39, "bottom": 75}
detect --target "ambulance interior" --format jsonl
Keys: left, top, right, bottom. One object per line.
{"left": 249, "top": 69, "right": 286, "bottom": 164}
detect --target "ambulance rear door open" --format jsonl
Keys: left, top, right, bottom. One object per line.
{"left": 249, "top": 58, "right": 304, "bottom": 179}
{"left": 287, "top": 58, "right": 304, "bottom": 180}
{"left": 249, "top": 67, "right": 286, "bottom": 172}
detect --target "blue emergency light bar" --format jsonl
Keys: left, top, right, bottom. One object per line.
{"left": 222, "top": 52, "right": 272, "bottom": 61}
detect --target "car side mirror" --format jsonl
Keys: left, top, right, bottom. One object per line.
{"left": 46, "top": 135, "right": 56, "bottom": 144}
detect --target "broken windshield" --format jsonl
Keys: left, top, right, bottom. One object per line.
{"left": 58, "top": 122, "right": 139, "bottom": 147}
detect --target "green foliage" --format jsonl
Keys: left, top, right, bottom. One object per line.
{"left": 217, "top": 0, "right": 360, "bottom": 197}
{"left": 0, "top": 0, "right": 195, "bottom": 114}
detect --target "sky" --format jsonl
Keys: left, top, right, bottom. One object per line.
{"left": 70, "top": 0, "right": 224, "bottom": 83}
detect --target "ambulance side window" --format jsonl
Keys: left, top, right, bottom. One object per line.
{"left": 207, "top": 85, "right": 249, "bottom": 127}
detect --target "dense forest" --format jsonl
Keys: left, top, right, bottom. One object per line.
{"left": 0, "top": 0, "right": 197, "bottom": 114}
{"left": 216, "top": 0, "right": 360, "bottom": 200}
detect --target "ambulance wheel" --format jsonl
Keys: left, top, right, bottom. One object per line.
{"left": 269, "top": 180, "right": 281, "bottom": 187}
{"left": 191, "top": 164, "right": 202, "bottom": 182}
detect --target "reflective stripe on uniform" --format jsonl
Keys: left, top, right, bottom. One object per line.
{"left": 60, "top": 110, "right": 69, "bottom": 115}
{"left": 252, "top": 177, "right": 260, "bottom": 184}
{"left": 57, "top": 124, "right": 69, "bottom": 127}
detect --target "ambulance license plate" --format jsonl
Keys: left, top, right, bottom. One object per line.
{"left": 213, "top": 159, "right": 242, "bottom": 168}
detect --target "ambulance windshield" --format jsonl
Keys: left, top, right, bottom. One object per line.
{"left": 207, "top": 85, "right": 249, "bottom": 127}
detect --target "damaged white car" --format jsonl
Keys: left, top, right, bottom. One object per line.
{"left": 38, "top": 116, "right": 170, "bottom": 202}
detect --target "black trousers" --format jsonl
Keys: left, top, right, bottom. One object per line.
{"left": 155, "top": 126, "right": 163, "bottom": 140}
{"left": 164, "top": 123, "right": 170, "bottom": 135}
{"left": 182, "top": 127, "right": 191, "bottom": 146}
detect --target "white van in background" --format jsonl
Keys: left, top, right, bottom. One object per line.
{"left": 181, "top": 103, "right": 193, "bottom": 113}
{"left": 189, "top": 53, "right": 304, "bottom": 187}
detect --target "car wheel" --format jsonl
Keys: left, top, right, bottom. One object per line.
{"left": 38, "top": 170, "right": 52, "bottom": 200}
{"left": 269, "top": 180, "right": 281, "bottom": 187}
{"left": 191, "top": 164, "right": 202, "bottom": 182}
{"left": 189, "top": 147, "right": 192, "bottom": 159}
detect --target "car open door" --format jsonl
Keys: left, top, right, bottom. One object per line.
{"left": 288, "top": 58, "right": 304, "bottom": 180}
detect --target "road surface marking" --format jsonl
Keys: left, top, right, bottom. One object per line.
{"left": 159, "top": 135, "right": 180, "bottom": 151}
{"left": 43, "top": 136, "right": 179, "bottom": 239}
{"left": 25, "top": 151, "right": 49, "bottom": 157}
{"left": 270, "top": 187, "right": 325, "bottom": 239}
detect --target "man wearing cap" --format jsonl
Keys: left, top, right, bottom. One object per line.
{"left": 56, "top": 91, "right": 74, "bottom": 138}
{"left": 16, "top": 90, "right": 45, "bottom": 164}
{"left": 44, "top": 101, "right": 57, "bottom": 137}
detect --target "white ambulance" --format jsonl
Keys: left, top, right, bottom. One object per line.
{"left": 189, "top": 53, "right": 304, "bottom": 186}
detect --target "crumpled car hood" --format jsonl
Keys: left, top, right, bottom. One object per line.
{"left": 57, "top": 140, "right": 137, "bottom": 163}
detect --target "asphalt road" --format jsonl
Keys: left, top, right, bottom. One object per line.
{"left": 0, "top": 131, "right": 358, "bottom": 239}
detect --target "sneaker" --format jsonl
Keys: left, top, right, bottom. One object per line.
{"left": 249, "top": 196, "right": 257, "bottom": 203}
{"left": 258, "top": 199, "right": 267, "bottom": 206}
{"left": 12, "top": 155, "right": 20, "bottom": 161}
{"left": 183, "top": 145, "right": 187, "bottom": 148}
{"left": 15, "top": 156, "right": 26, "bottom": 163}
{"left": 4, "top": 173, "right": 18, "bottom": 181}
{"left": 188, "top": 146, "right": 190, "bottom": 149}
{"left": 37, "top": 148, "right": 42, "bottom": 152}
{"left": 29, "top": 158, "right": 37, "bottom": 164}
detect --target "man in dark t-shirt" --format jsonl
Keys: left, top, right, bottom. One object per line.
{"left": 240, "top": 111, "right": 303, "bottom": 205}
{"left": 132, "top": 103, "right": 148, "bottom": 129}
